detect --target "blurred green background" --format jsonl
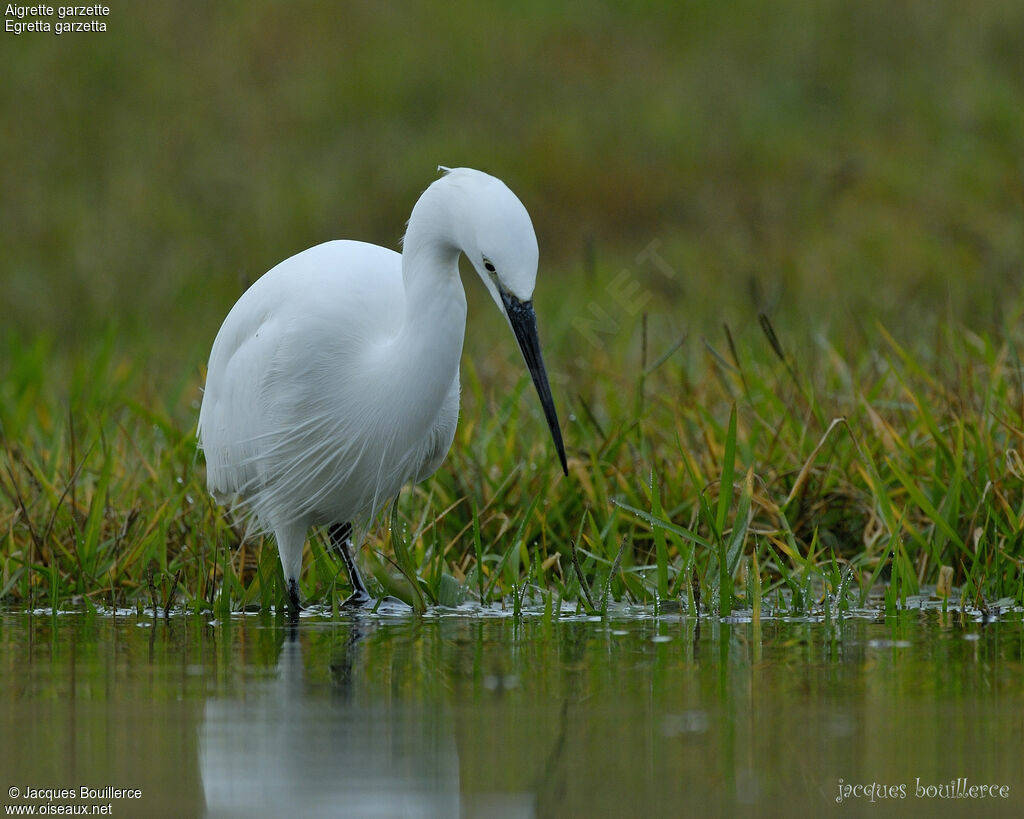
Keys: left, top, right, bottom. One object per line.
{"left": 2, "top": 0, "right": 1022, "bottom": 387}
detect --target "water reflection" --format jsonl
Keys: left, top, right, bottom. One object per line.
{"left": 1, "top": 609, "right": 1022, "bottom": 817}
{"left": 200, "top": 621, "right": 462, "bottom": 818}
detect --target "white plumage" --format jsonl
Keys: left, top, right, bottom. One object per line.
{"left": 198, "top": 168, "right": 567, "bottom": 611}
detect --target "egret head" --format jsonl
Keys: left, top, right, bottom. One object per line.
{"left": 431, "top": 167, "right": 567, "bottom": 475}
{"left": 430, "top": 166, "right": 539, "bottom": 306}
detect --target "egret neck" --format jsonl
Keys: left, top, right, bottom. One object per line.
{"left": 384, "top": 213, "right": 467, "bottom": 429}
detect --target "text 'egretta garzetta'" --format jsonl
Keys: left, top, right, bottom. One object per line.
{"left": 198, "top": 167, "right": 567, "bottom": 612}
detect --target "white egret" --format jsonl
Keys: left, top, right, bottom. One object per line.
{"left": 198, "top": 167, "right": 567, "bottom": 612}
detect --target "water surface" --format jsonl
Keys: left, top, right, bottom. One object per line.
{"left": 1, "top": 607, "right": 1022, "bottom": 817}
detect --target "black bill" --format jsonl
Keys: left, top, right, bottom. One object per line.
{"left": 501, "top": 290, "right": 569, "bottom": 476}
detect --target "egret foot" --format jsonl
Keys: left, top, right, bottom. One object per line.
{"left": 340, "top": 591, "right": 408, "bottom": 610}
{"left": 341, "top": 588, "right": 373, "bottom": 609}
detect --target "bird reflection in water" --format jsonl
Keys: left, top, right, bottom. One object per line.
{"left": 200, "top": 621, "right": 460, "bottom": 818}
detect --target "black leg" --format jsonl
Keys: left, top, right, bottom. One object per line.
{"left": 329, "top": 521, "right": 372, "bottom": 608}
{"left": 286, "top": 577, "right": 302, "bottom": 619}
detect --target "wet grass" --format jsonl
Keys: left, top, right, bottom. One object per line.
{"left": 2, "top": 1, "right": 1024, "bottom": 616}
{"left": 4, "top": 297, "right": 1024, "bottom": 617}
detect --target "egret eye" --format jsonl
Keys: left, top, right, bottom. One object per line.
{"left": 483, "top": 260, "right": 496, "bottom": 273}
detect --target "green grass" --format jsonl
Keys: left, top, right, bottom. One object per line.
{"left": 4, "top": 300, "right": 1024, "bottom": 616}
{"left": 2, "top": 1, "right": 1024, "bottom": 615}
